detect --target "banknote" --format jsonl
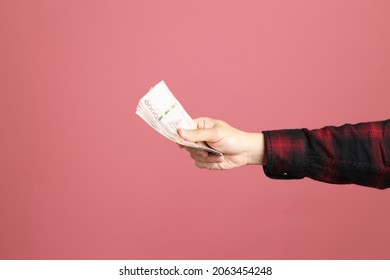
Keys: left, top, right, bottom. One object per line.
{"left": 136, "top": 81, "right": 222, "bottom": 155}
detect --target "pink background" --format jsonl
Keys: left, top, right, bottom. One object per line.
{"left": 1, "top": 0, "right": 390, "bottom": 259}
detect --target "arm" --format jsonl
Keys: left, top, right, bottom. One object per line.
{"left": 263, "top": 120, "right": 390, "bottom": 188}
{"left": 178, "top": 118, "right": 390, "bottom": 189}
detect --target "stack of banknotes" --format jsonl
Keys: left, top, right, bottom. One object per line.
{"left": 136, "top": 81, "right": 222, "bottom": 155}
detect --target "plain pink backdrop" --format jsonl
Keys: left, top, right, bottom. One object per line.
{"left": 1, "top": 0, "right": 389, "bottom": 259}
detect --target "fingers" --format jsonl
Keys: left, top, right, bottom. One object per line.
{"left": 176, "top": 143, "right": 185, "bottom": 149}
{"left": 194, "top": 161, "right": 221, "bottom": 170}
{"left": 183, "top": 147, "right": 207, "bottom": 158}
{"left": 176, "top": 117, "right": 227, "bottom": 170}
{"left": 178, "top": 127, "right": 221, "bottom": 143}
{"left": 183, "top": 147, "right": 224, "bottom": 162}
{"left": 192, "top": 117, "right": 218, "bottom": 129}
{"left": 183, "top": 147, "right": 224, "bottom": 166}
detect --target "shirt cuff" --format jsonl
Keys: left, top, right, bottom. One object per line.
{"left": 262, "top": 129, "right": 307, "bottom": 180}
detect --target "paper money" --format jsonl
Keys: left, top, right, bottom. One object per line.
{"left": 136, "top": 81, "right": 222, "bottom": 155}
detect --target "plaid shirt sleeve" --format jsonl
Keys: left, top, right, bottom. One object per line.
{"left": 262, "top": 119, "right": 390, "bottom": 189}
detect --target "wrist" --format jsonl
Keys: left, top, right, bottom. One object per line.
{"left": 246, "top": 132, "right": 266, "bottom": 165}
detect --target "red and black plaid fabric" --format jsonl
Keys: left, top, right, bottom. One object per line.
{"left": 263, "top": 119, "right": 390, "bottom": 189}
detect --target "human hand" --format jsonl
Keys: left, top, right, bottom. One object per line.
{"left": 177, "top": 117, "right": 266, "bottom": 170}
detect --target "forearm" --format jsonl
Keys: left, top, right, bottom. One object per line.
{"left": 262, "top": 120, "right": 390, "bottom": 189}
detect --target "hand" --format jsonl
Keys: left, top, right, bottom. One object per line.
{"left": 177, "top": 117, "right": 266, "bottom": 170}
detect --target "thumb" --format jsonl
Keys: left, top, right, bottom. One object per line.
{"left": 178, "top": 127, "right": 219, "bottom": 143}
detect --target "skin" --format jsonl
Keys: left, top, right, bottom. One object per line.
{"left": 177, "top": 117, "right": 267, "bottom": 170}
